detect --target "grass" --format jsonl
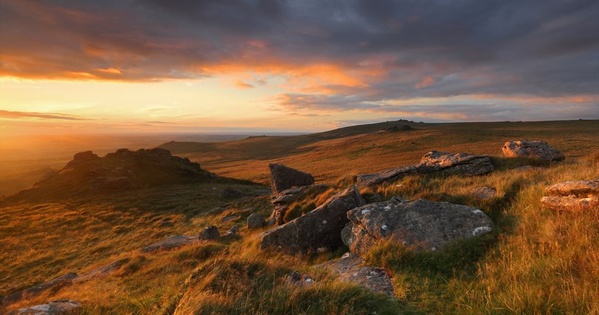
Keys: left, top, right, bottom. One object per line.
{"left": 1, "top": 120, "right": 598, "bottom": 314}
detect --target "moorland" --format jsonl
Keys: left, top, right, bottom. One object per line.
{"left": 1, "top": 119, "right": 598, "bottom": 314}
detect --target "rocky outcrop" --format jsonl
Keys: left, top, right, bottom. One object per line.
{"left": 357, "top": 151, "right": 493, "bottom": 187}
{"left": 2, "top": 273, "right": 78, "bottom": 306}
{"left": 502, "top": 140, "right": 565, "bottom": 162}
{"left": 247, "top": 213, "right": 265, "bottom": 228}
{"left": 141, "top": 235, "right": 198, "bottom": 253}
{"left": 321, "top": 253, "right": 394, "bottom": 297}
{"left": 269, "top": 184, "right": 329, "bottom": 225}
{"left": 7, "top": 300, "right": 81, "bottom": 315}
{"left": 10, "top": 148, "right": 216, "bottom": 201}
{"left": 261, "top": 186, "right": 366, "bottom": 254}
{"left": 417, "top": 151, "right": 494, "bottom": 176}
{"left": 541, "top": 179, "right": 599, "bottom": 211}
{"left": 269, "top": 164, "right": 314, "bottom": 195}
{"left": 342, "top": 197, "right": 494, "bottom": 254}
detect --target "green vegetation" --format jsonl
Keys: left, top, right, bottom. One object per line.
{"left": 1, "top": 120, "right": 598, "bottom": 314}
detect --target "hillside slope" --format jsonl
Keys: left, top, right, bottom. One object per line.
{"left": 160, "top": 120, "right": 599, "bottom": 184}
{"left": 2, "top": 120, "right": 598, "bottom": 314}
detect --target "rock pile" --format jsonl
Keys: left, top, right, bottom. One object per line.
{"left": 502, "top": 140, "right": 565, "bottom": 162}
{"left": 541, "top": 179, "right": 598, "bottom": 211}
{"left": 11, "top": 148, "right": 215, "bottom": 201}
{"left": 342, "top": 197, "right": 494, "bottom": 254}
{"left": 261, "top": 186, "right": 365, "bottom": 254}
{"left": 270, "top": 184, "right": 328, "bottom": 225}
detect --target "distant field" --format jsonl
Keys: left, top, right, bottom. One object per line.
{"left": 161, "top": 120, "right": 599, "bottom": 184}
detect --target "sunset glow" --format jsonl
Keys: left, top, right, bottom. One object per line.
{"left": 1, "top": 0, "right": 598, "bottom": 136}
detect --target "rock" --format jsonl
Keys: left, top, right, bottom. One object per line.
{"left": 76, "top": 259, "right": 129, "bottom": 282}
{"left": 286, "top": 271, "right": 315, "bottom": 286}
{"left": 226, "top": 225, "right": 239, "bottom": 236}
{"left": 73, "top": 150, "right": 98, "bottom": 161}
{"left": 320, "top": 253, "right": 394, "bottom": 297}
{"left": 269, "top": 184, "right": 329, "bottom": 225}
{"left": 269, "top": 164, "right": 314, "bottom": 195}
{"left": 357, "top": 165, "right": 418, "bottom": 187}
{"left": 8, "top": 299, "right": 81, "bottom": 315}
{"left": 417, "top": 151, "right": 494, "bottom": 176}
{"left": 247, "top": 213, "right": 265, "bottom": 229}
{"left": 545, "top": 180, "right": 599, "bottom": 197}
{"left": 260, "top": 186, "right": 366, "bottom": 254}
{"left": 343, "top": 197, "right": 494, "bottom": 254}
{"left": 502, "top": 140, "right": 565, "bottom": 162}
{"left": 141, "top": 235, "right": 197, "bottom": 253}
{"left": 2, "top": 273, "right": 78, "bottom": 306}
{"left": 199, "top": 226, "right": 221, "bottom": 240}
{"left": 357, "top": 151, "right": 493, "bottom": 187}
{"left": 541, "top": 179, "right": 599, "bottom": 211}
{"left": 470, "top": 187, "right": 497, "bottom": 200}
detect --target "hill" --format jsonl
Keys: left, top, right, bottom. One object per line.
{"left": 1, "top": 120, "right": 598, "bottom": 314}
{"left": 4, "top": 148, "right": 221, "bottom": 203}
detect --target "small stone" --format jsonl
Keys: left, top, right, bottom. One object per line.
{"left": 247, "top": 213, "right": 265, "bottom": 229}
{"left": 199, "top": 226, "right": 220, "bottom": 240}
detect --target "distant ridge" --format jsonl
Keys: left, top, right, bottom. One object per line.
{"left": 4, "top": 148, "right": 216, "bottom": 202}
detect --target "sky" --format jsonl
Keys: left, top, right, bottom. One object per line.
{"left": 1, "top": 0, "right": 598, "bottom": 135}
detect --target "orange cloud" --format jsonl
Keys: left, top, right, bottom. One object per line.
{"left": 415, "top": 76, "right": 435, "bottom": 89}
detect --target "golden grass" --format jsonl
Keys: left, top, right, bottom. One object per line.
{"left": 2, "top": 120, "right": 598, "bottom": 314}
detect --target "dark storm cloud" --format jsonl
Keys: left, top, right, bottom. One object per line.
{"left": 1, "top": 0, "right": 597, "bottom": 115}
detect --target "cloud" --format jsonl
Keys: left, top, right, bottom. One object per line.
{"left": 0, "top": 0, "right": 597, "bottom": 121}
{"left": 0, "top": 110, "right": 89, "bottom": 120}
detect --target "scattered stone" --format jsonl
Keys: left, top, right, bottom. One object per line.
{"left": 286, "top": 270, "right": 315, "bottom": 286}
{"left": 8, "top": 300, "right": 81, "bottom": 315}
{"left": 502, "top": 140, "right": 565, "bottom": 162}
{"left": 269, "top": 163, "right": 314, "bottom": 195}
{"left": 470, "top": 187, "right": 497, "bottom": 200}
{"left": 320, "top": 253, "right": 394, "bottom": 297}
{"left": 141, "top": 235, "right": 197, "bottom": 253}
{"left": 247, "top": 213, "right": 265, "bottom": 229}
{"left": 76, "top": 259, "right": 129, "bottom": 282}
{"left": 541, "top": 179, "right": 599, "bottom": 211}
{"left": 2, "top": 273, "right": 78, "bottom": 306}
{"left": 226, "top": 225, "right": 239, "bottom": 236}
{"left": 261, "top": 186, "right": 366, "bottom": 254}
{"left": 380, "top": 125, "right": 413, "bottom": 132}
{"left": 199, "top": 226, "right": 221, "bottom": 240}
{"left": 343, "top": 197, "right": 494, "bottom": 254}
{"left": 417, "top": 151, "right": 494, "bottom": 176}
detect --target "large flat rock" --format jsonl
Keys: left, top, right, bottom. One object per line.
{"left": 343, "top": 197, "right": 494, "bottom": 254}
